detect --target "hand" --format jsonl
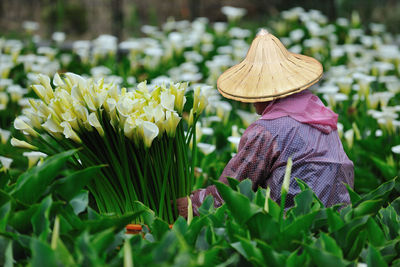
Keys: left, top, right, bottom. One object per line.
{"left": 176, "top": 197, "right": 188, "bottom": 219}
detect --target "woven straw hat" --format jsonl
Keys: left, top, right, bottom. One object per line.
{"left": 217, "top": 29, "right": 323, "bottom": 103}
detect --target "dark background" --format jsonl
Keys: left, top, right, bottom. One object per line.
{"left": 1, "top": 0, "right": 400, "bottom": 39}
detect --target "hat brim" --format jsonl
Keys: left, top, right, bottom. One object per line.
{"left": 216, "top": 33, "right": 323, "bottom": 103}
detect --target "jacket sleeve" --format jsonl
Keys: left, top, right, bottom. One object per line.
{"left": 191, "top": 122, "right": 278, "bottom": 215}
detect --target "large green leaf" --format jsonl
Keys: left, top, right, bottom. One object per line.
{"left": 366, "top": 217, "right": 387, "bottom": 247}
{"left": 11, "top": 149, "right": 77, "bottom": 205}
{"left": 367, "top": 245, "right": 389, "bottom": 267}
{"left": 30, "top": 238, "right": 58, "bottom": 267}
{"left": 352, "top": 199, "right": 384, "bottom": 218}
{"left": 52, "top": 165, "right": 103, "bottom": 201}
{"left": 246, "top": 213, "right": 279, "bottom": 242}
{"left": 214, "top": 181, "right": 261, "bottom": 225}
{"left": 355, "top": 178, "right": 396, "bottom": 206}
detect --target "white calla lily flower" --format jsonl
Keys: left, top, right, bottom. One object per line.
{"left": 0, "top": 156, "right": 13, "bottom": 171}
{"left": 14, "top": 117, "right": 39, "bottom": 137}
{"left": 88, "top": 112, "right": 104, "bottom": 137}
{"left": 11, "top": 137, "right": 38, "bottom": 150}
{"left": 23, "top": 151, "right": 47, "bottom": 168}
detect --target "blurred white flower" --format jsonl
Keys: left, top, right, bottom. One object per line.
{"left": 52, "top": 32, "right": 66, "bottom": 43}
{"left": 344, "top": 129, "right": 354, "bottom": 149}
{"left": 0, "top": 128, "right": 11, "bottom": 144}
{"left": 228, "top": 136, "right": 241, "bottom": 152}
{"left": 221, "top": 6, "right": 247, "bottom": 22}
{"left": 197, "top": 142, "right": 216, "bottom": 155}
{"left": 0, "top": 156, "right": 13, "bottom": 171}
{"left": 22, "top": 21, "right": 39, "bottom": 33}
{"left": 23, "top": 151, "right": 47, "bottom": 168}
{"left": 391, "top": 145, "right": 400, "bottom": 154}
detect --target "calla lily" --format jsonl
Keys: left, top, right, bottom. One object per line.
{"left": 344, "top": 129, "right": 354, "bottom": 149}
{"left": 88, "top": 112, "right": 104, "bottom": 137}
{"left": 160, "top": 91, "right": 175, "bottom": 111}
{"left": 11, "top": 137, "right": 38, "bottom": 150}
{"left": 14, "top": 117, "right": 39, "bottom": 137}
{"left": 23, "top": 151, "right": 47, "bottom": 168}
{"left": 42, "top": 114, "right": 63, "bottom": 135}
{"left": 197, "top": 142, "right": 216, "bottom": 155}
{"left": 60, "top": 121, "right": 82, "bottom": 143}
{"left": 0, "top": 156, "right": 13, "bottom": 171}
{"left": 164, "top": 110, "right": 181, "bottom": 137}
{"left": 139, "top": 120, "right": 159, "bottom": 148}
{"left": 391, "top": 145, "right": 400, "bottom": 154}
{"left": 0, "top": 129, "right": 11, "bottom": 144}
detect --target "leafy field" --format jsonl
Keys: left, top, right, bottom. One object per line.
{"left": 1, "top": 6, "right": 400, "bottom": 266}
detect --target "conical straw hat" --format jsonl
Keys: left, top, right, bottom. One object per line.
{"left": 217, "top": 29, "right": 323, "bottom": 103}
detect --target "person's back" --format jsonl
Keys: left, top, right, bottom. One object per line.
{"left": 252, "top": 116, "right": 354, "bottom": 208}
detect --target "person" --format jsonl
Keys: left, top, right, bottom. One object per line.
{"left": 177, "top": 29, "right": 354, "bottom": 217}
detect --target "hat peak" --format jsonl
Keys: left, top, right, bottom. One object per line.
{"left": 257, "top": 28, "right": 269, "bottom": 36}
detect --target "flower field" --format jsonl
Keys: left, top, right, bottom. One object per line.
{"left": 1, "top": 6, "right": 400, "bottom": 266}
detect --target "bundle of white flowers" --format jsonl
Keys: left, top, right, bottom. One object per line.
{"left": 13, "top": 72, "right": 208, "bottom": 223}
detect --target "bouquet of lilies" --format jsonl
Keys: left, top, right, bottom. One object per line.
{"left": 13, "top": 73, "right": 207, "bottom": 223}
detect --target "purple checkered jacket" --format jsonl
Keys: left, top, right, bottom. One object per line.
{"left": 191, "top": 116, "right": 354, "bottom": 214}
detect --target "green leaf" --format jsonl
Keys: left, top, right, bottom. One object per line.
{"left": 291, "top": 188, "right": 314, "bottom": 217}
{"left": 253, "top": 189, "right": 265, "bottom": 207}
{"left": 11, "top": 149, "right": 77, "bottom": 205}
{"left": 133, "top": 201, "right": 155, "bottom": 226}
{"left": 54, "top": 239, "right": 76, "bottom": 266}
{"left": 30, "top": 238, "right": 58, "bottom": 267}
{"left": 198, "top": 195, "right": 215, "bottom": 215}
{"left": 186, "top": 217, "right": 210, "bottom": 247}
{"left": 214, "top": 181, "right": 262, "bottom": 225}
{"left": 356, "top": 178, "right": 396, "bottom": 205}
{"left": 90, "top": 227, "right": 117, "bottom": 255}
{"left": 256, "top": 239, "right": 286, "bottom": 267}
{"left": 0, "top": 202, "right": 11, "bottom": 232}
{"left": 346, "top": 230, "right": 367, "bottom": 260}
{"left": 304, "top": 243, "right": 348, "bottom": 267}
{"left": 31, "top": 196, "right": 52, "bottom": 241}
{"left": 352, "top": 199, "right": 383, "bottom": 217}
{"left": 371, "top": 157, "right": 397, "bottom": 180}
{"left": 281, "top": 212, "right": 318, "bottom": 246}
{"left": 151, "top": 218, "right": 171, "bottom": 241}
{"left": 226, "top": 177, "right": 239, "bottom": 190}
{"left": 319, "top": 233, "right": 343, "bottom": 258}
{"left": 286, "top": 248, "right": 309, "bottom": 267}
{"left": 4, "top": 238, "right": 13, "bottom": 267}
{"left": 85, "top": 211, "right": 144, "bottom": 234}
{"left": 238, "top": 179, "right": 254, "bottom": 201}
{"left": 8, "top": 204, "right": 40, "bottom": 233}
{"left": 367, "top": 245, "right": 389, "bottom": 267}
{"left": 0, "top": 190, "right": 11, "bottom": 207}
{"left": 379, "top": 205, "right": 400, "bottom": 240}
{"left": 69, "top": 190, "right": 89, "bottom": 215}
{"left": 246, "top": 213, "right": 279, "bottom": 243}
{"left": 52, "top": 165, "right": 103, "bottom": 201}
{"left": 334, "top": 216, "right": 368, "bottom": 251}
{"left": 231, "top": 236, "right": 264, "bottom": 265}
{"left": 367, "top": 217, "right": 387, "bottom": 247}
{"left": 326, "top": 208, "right": 344, "bottom": 232}
{"left": 345, "top": 184, "right": 361, "bottom": 204}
